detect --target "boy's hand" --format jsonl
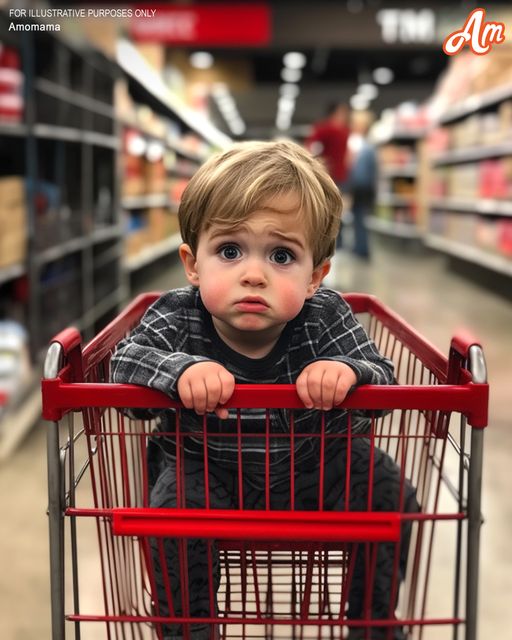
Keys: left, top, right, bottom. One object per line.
{"left": 296, "top": 360, "right": 357, "bottom": 411}
{"left": 177, "top": 362, "right": 235, "bottom": 419}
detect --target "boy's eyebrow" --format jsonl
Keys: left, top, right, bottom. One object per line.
{"left": 207, "top": 225, "right": 307, "bottom": 250}
{"left": 267, "top": 230, "right": 307, "bottom": 250}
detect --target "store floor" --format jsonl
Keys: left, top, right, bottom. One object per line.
{"left": 1, "top": 239, "right": 511, "bottom": 639}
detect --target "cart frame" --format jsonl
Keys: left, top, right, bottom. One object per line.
{"left": 42, "top": 292, "right": 489, "bottom": 640}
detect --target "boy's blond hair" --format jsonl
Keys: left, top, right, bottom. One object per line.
{"left": 178, "top": 140, "right": 343, "bottom": 267}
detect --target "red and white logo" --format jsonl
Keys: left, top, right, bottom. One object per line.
{"left": 443, "top": 8, "right": 505, "bottom": 56}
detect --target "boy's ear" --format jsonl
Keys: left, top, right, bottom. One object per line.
{"left": 179, "top": 243, "right": 200, "bottom": 286}
{"left": 306, "top": 260, "right": 331, "bottom": 298}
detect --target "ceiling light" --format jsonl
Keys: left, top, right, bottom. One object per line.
{"left": 281, "top": 68, "right": 302, "bottom": 83}
{"left": 278, "top": 96, "right": 295, "bottom": 114}
{"left": 283, "top": 51, "right": 307, "bottom": 69}
{"left": 279, "top": 83, "right": 300, "bottom": 99}
{"left": 373, "top": 67, "right": 394, "bottom": 85}
{"left": 358, "top": 83, "right": 378, "bottom": 100}
{"left": 276, "top": 113, "right": 292, "bottom": 131}
{"left": 350, "top": 94, "right": 369, "bottom": 111}
{"left": 189, "top": 51, "right": 214, "bottom": 69}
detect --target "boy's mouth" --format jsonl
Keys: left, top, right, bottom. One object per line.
{"left": 235, "top": 297, "right": 269, "bottom": 312}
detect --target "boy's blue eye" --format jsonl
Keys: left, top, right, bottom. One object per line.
{"left": 270, "top": 248, "right": 294, "bottom": 265}
{"left": 219, "top": 244, "right": 241, "bottom": 260}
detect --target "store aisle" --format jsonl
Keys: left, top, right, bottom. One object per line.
{"left": 1, "top": 241, "right": 510, "bottom": 638}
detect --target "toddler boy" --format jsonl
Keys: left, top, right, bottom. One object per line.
{"left": 112, "top": 140, "right": 417, "bottom": 639}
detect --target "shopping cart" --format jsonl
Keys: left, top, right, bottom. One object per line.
{"left": 41, "top": 292, "right": 488, "bottom": 640}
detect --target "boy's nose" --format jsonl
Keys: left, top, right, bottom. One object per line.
{"left": 241, "top": 260, "right": 267, "bottom": 287}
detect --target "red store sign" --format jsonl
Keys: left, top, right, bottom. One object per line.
{"left": 130, "top": 3, "right": 271, "bottom": 46}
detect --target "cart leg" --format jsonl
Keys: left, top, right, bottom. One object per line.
{"left": 466, "top": 427, "right": 484, "bottom": 640}
{"left": 47, "top": 419, "right": 65, "bottom": 639}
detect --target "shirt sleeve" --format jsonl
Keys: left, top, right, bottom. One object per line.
{"left": 110, "top": 294, "right": 214, "bottom": 400}
{"left": 313, "top": 291, "right": 395, "bottom": 386}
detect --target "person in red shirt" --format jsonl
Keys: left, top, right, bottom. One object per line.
{"left": 307, "top": 102, "right": 351, "bottom": 187}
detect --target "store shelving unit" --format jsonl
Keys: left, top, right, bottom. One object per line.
{"left": 116, "top": 39, "right": 231, "bottom": 276}
{"left": 0, "top": 22, "right": 231, "bottom": 456}
{"left": 426, "top": 83, "right": 512, "bottom": 278}
{"left": 372, "top": 128, "right": 425, "bottom": 240}
{"left": 0, "top": 14, "right": 126, "bottom": 457}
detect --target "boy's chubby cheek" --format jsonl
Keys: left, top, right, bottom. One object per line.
{"left": 199, "top": 283, "right": 231, "bottom": 312}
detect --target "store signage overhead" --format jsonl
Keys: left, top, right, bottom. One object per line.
{"left": 129, "top": 3, "right": 271, "bottom": 46}
{"left": 376, "top": 8, "right": 436, "bottom": 44}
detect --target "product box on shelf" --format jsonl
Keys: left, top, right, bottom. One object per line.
{"left": 0, "top": 177, "right": 27, "bottom": 268}
{"left": 475, "top": 217, "right": 499, "bottom": 254}
{"left": 497, "top": 219, "right": 512, "bottom": 258}
{"left": 125, "top": 229, "right": 150, "bottom": 257}
{"left": 471, "top": 49, "right": 512, "bottom": 96}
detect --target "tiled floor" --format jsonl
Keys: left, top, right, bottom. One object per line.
{"left": 1, "top": 239, "right": 510, "bottom": 638}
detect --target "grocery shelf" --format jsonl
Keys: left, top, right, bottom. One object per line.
{"left": 0, "top": 263, "right": 25, "bottom": 285}
{"left": 425, "top": 234, "right": 512, "bottom": 277}
{"left": 377, "top": 193, "right": 415, "bottom": 207}
{"left": 430, "top": 197, "right": 512, "bottom": 217}
{"left": 375, "top": 128, "right": 426, "bottom": 145}
{"left": 0, "top": 122, "right": 28, "bottom": 136}
{"left": 117, "top": 39, "right": 231, "bottom": 151}
{"left": 366, "top": 216, "right": 421, "bottom": 239}
{"left": 433, "top": 142, "right": 512, "bottom": 166}
{"left": 35, "top": 236, "right": 89, "bottom": 265}
{"left": 92, "top": 225, "right": 124, "bottom": 243}
{"left": 380, "top": 164, "right": 418, "bottom": 178}
{"left": 121, "top": 119, "right": 208, "bottom": 163}
{"left": 122, "top": 194, "right": 176, "bottom": 210}
{"left": 33, "top": 124, "right": 120, "bottom": 149}
{"left": 124, "top": 233, "right": 182, "bottom": 272}
{"left": 438, "top": 83, "right": 512, "bottom": 125}
{"left": 35, "top": 77, "right": 116, "bottom": 118}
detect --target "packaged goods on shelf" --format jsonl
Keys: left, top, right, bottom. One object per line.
{"left": 0, "top": 321, "right": 31, "bottom": 410}
{"left": 0, "top": 177, "right": 27, "bottom": 269}
{"left": 471, "top": 48, "right": 512, "bottom": 96}
{"left": 474, "top": 217, "right": 498, "bottom": 254}
{"left": 124, "top": 229, "right": 150, "bottom": 257}
{"left": 497, "top": 219, "right": 512, "bottom": 258}
{"left": 0, "top": 44, "right": 24, "bottom": 123}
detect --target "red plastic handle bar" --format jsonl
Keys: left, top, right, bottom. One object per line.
{"left": 112, "top": 508, "right": 401, "bottom": 543}
{"left": 41, "top": 379, "right": 489, "bottom": 427}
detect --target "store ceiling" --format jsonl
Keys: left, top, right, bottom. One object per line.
{"left": 205, "top": 45, "right": 448, "bottom": 137}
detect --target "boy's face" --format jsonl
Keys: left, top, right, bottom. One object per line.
{"left": 180, "top": 192, "right": 329, "bottom": 353}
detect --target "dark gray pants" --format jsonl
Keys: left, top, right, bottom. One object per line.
{"left": 148, "top": 439, "right": 418, "bottom": 639}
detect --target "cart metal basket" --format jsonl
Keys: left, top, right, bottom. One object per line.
{"left": 42, "top": 292, "right": 488, "bottom": 640}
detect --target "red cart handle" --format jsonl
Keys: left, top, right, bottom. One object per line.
{"left": 111, "top": 508, "right": 401, "bottom": 543}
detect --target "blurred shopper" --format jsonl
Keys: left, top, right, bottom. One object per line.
{"left": 346, "top": 112, "right": 377, "bottom": 260}
{"left": 307, "top": 102, "right": 350, "bottom": 188}
{"left": 306, "top": 102, "right": 351, "bottom": 248}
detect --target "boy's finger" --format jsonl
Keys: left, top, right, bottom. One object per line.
{"left": 320, "top": 373, "right": 337, "bottom": 410}
{"left": 205, "top": 375, "right": 222, "bottom": 412}
{"left": 305, "top": 369, "right": 325, "bottom": 408}
{"left": 178, "top": 379, "right": 194, "bottom": 409}
{"left": 296, "top": 371, "right": 314, "bottom": 408}
{"left": 218, "top": 370, "right": 235, "bottom": 405}
{"left": 333, "top": 377, "right": 349, "bottom": 407}
{"left": 215, "top": 407, "right": 229, "bottom": 419}
{"left": 192, "top": 378, "right": 208, "bottom": 414}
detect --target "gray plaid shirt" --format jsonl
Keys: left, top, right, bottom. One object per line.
{"left": 111, "top": 286, "right": 394, "bottom": 473}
